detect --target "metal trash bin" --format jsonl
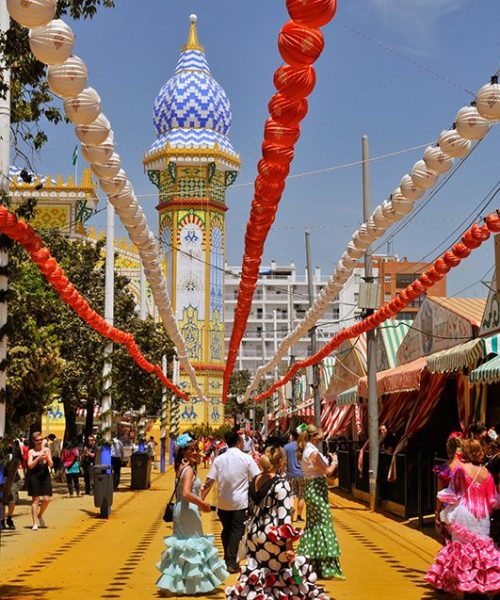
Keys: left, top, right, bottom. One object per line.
{"left": 93, "top": 464, "right": 113, "bottom": 517}
{"left": 130, "top": 452, "right": 152, "bottom": 490}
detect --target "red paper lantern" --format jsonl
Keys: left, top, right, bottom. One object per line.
{"left": 257, "top": 159, "right": 290, "bottom": 182}
{"left": 479, "top": 224, "right": 491, "bottom": 241}
{"left": 0, "top": 206, "right": 8, "bottom": 227}
{"left": 264, "top": 118, "right": 300, "bottom": 146}
{"left": 470, "top": 224, "right": 484, "bottom": 242}
{"left": 452, "top": 242, "right": 471, "bottom": 259}
{"left": 278, "top": 21, "right": 325, "bottom": 68}
{"left": 254, "top": 175, "right": 286, "bottom": 199}
{"left": 286, "top": 0, "right": 337, "bottom": 28}
{"left": 273, "top": 65, "right": 316, "bottom": 101}
{"left": 443, "top": 250, "right": 461, "bottom": 268}
{"left": 262, "top": 141, "right": 294, "bottom": 166}
{"left": 485, "top": 212, "right": 500, "bottom": 232}
{"left": 398, "top": 291, "right": 410, "bottom": 305}
{"left": 462, "top": 230, "right": 481, "bottom": 249}
{"left": 426, "top": 267, "right": 443, "bottom": 283}
{"left": 434, "top": 258, "right": 451, "bottom": 275}
{"left": 269, "top": 94, "right": 309, "bottom": 126}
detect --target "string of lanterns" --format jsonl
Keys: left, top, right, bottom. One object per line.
{"left": 7, "top": 0, "right": 205, "bottom": 401}
{"left": 253, "top": 210, "right": 500, "bottom": 402}
{"left": 241, "top": 74, "right": 500, "bottom": 404}
{"left": 0, "top": 204, "right": 189, "bottom": 400}
{"left": 222, "top": 0, "right": 338, "bottom": 403}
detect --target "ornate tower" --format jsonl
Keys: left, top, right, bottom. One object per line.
{"left": 144, "top": 15, "right": 240, "bottom": 427}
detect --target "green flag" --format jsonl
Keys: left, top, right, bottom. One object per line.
{"left": 71, "top": 145, "right": 78, "bottom": 166}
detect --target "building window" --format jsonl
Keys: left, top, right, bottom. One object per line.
{"left": 384, "top": 293, "right": 391, "bottom": 302}
{"left": 333, "top": 307, "right": 340, "bottom": 320}
{"left": 256, "top": 307, "right": 263, "bottom": 318}
{"left": 384, "top": 274, "right": 391, "bottom": 283}
{"left": 396, "top": 273, "right": 420, "bottom": 288}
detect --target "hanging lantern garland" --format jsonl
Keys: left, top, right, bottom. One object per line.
{"left": 7, "top": 0, "right": 205, "bottom": 401}
{"left": 241, "top": 73, "right": 500, "bottom": 404}
{"left": 223, "top": 0, "right": 338, "bottom": 403}
{"left": 253, "top": 210, "right": 500, "bottom": 402}
{"left": 0, "top": 205, "right": 189, "bottom": 401}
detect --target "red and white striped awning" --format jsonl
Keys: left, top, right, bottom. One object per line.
{"left": 321, "top": 401, "right": 354, "bottom": 439}
{"left": 297, "top": 399, "right": 314, "bottom": 417}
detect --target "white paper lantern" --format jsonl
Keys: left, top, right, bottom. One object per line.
{"left": 75, "top": 114, "right": 111, "bottom": 146}
{"left": 476, "top": 76, "right": 500, "bottom": 121}
{"left": 91, "top": 152, "right": 121, "bottom": 179}
{"left": 411, "top": 160, "right": 438, "bottom": 190}
{"left": 438, "top": 129, "right": 471, "bottom": 158}
{"left": 81, "top": 134, "right": 114, "bottom": 165}
{"left": 340, "top": 252, "right": 358, "bottom": 270}
{"left": 372, "top": 205, "right": 390, "bottom": 228}
{"left": 381, "top": 199, "right": 400, "bottom": 223}
{"left": 423, "top": 145, "right": 453, "bottom": 174}
{"left": 99, "top": 169, "right": 127, "bottom": 195}
{"left": 455, "top": 105, "right": 490, "bottom": 140}
{"left": 109, "top": 181, "right": 134, "bottom": 208}
{"left": 390, "top": 188, "right": 414, "bottom": 215}
{"left": 7, "top": 0, "right": 57, "bottom": 28}
{"left": 47, "top": 55, "right": 88, "bottom": 99}
{"left": 358, "top": 223, "right": 377, "bottom": 244}
{"left": 352, "top": 230, "right": 370, "bottom": 250}
{"left": 345, "top": 241, "right": 363, "bottom": 260}
{"left": 400, "top": 174, "right": 424, "bottom": 200}
{"left": 366, "top": 216, "right": 386, "bottom": 238}
{"left": 121, "top": 208, "right": 144, "bottom": 227}
{"left": 29, "top": 19, "right": 74, "bottom": 66}
{"left": 64, "top": 87, "right": 101, "bottom": 125}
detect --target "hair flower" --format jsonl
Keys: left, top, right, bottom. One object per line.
{"left": 176, "top": 433, "right": 193, "bottom": 449}
{"left": 296, "top": 423, "right": 308, "bottom": 434}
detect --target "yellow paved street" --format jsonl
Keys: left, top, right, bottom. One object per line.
{"left": 0, "top": 468, "right": 443, "bottom": 600}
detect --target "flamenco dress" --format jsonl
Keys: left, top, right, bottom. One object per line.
{"left": 298, "top": 443, "right": 343, "bottom": 580}
{"left": 156, "top": 468, "right": 228, "bottom": 595}
{"left": 226, "top": 476, "right": 329, "bottom": 600}
{"left": 425, "top": 465, "right": 500, "bottom": 594}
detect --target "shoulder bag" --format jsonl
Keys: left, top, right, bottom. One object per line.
{"left": 163, "top": 466, "right": 187, "bottom": 523}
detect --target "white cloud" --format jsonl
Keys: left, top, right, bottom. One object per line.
{"left": 370, "top": 0, "right": 464, "bottom": 35}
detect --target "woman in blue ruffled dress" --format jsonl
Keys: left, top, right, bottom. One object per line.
{"left": 156, "top": 433, "right": 228, "bottom": 596}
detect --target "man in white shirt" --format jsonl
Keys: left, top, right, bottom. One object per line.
{"left": 202, "top": 430, "right": 260, "bottom": 572}
{"left": 110, "top": 436, "right": 124, "bottom": 490}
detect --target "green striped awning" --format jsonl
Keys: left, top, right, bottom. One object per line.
{"left": 427, "top": 334, "right": 500, "bottom": 374}
{"left": 470, "top": 354, "right": 500, "bottom": 384}
{"left": 378, "top": 320, "right": 411, "bottom": 368}
{"left": 320, "top": 357, "right": 335, "bottom": 394}
{"left": 337, "top": 385, "right": 359, "bottom": 406}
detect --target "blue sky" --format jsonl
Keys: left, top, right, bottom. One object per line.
{"left": 28, "top": 0, "right": 500, "bottom": 297}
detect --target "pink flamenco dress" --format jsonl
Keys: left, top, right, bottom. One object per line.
{"left": 425, "top": 465, "right": 500, "bottom": 595}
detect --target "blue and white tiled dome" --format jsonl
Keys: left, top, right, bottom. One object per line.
{"left": 150, "top": 15, "right": 237, "bottom": 157}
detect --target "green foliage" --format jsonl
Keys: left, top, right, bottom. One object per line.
{"left": 4, "top": 228, "right": 174, "bottom": 437}
{"left": 186, "top": 422, "right": 233, "bottom": 441}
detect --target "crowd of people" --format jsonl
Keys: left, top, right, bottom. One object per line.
{"left": 156, "top": 424, "right": 342, "bottom": 599}
{"left": 0, "top": 431, "right": 157, "bottom": 531}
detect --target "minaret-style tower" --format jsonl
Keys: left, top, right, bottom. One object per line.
{"left": 144, "top": 15, "right": 240, "bottom": 427}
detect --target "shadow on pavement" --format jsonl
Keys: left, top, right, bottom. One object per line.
{"left": 0, "top": 583, "right": 62, "bottom": 599}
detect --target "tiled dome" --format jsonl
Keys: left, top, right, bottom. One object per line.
{"left": 151, "top": 15, "right": 237, "bottom": 157}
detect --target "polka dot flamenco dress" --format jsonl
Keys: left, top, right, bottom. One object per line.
{"left": 226, "top": 476, "right": 329, "bottom": 600}
{"left": 156, "top": 468, "right": 228, "bottom": 595}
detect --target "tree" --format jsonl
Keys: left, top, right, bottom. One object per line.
{"left": 225, "top": 370, "right": 265, "bottom": 429}
{"left": 4, "top": 228, "right": 174, "bottom": 439}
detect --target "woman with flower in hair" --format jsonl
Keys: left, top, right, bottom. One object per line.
{"left": 296, "top": 424, "right": 344, "bottom": 580}
{"left": 156, "top": 433, "right": 228, "bottom": 596}
{"left": 425, "top": 439, "right": 500, "bottom": 595}
{"left": 226, "top": 445, "right": 329, "bottom": 599}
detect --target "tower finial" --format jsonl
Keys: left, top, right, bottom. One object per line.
{"left": 183, "top": 14, "right": 204, "bottom": 52}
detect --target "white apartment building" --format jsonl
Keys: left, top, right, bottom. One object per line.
{"left": 224, "top": 261, "right": 379, "bottom": 375}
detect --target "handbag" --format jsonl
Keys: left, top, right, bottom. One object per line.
{"left": 163, "top": 467, "right": 187, "bottom": 523}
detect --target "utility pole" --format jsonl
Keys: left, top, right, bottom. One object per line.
{"left": 305, "top": 231, "right": 321, "bottom": 430}
{"left": 260, "top": 331, "right": 268, "bottom": 436}
{"left": 288, "top": 287, "right": 296, "bottom": 417}
{"left": 362, "top": 134, "right": 380, "bottom": 511}
{"left": 169, "top": 354, "right": 180, "bottom": 464}
{"left": 272, "top": 308, "right": 279, "bottom": 418}
{"left": 137, "top": 265, "right": 147, "bottom": 450}
{"left": 101, "top": 199, "right": 115, "bottom": 453}
{"left": 160, "top": 354, "right": 167, "bottom": 473}
{"left": 0, "top": 0, "right": 10, "bottom": 440}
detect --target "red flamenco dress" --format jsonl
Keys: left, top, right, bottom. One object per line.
{"left": 425, "top": 465, "right": 500, "bottom": 594}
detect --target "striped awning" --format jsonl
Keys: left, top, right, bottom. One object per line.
{"left": 320, "top": 357, "right": 335, "bottom": 394}
{"left": 297, "top": 399, "right": 314, "bottom": 417}
{"left": 470, "top": 354, "right": 500, "bottom": 384}
{"left": 378, "top": 320, "right": 411, "bottom": 368}
{"left": 427, "top": 334, "right": 500, "bottom": 374}
{"left": 337, "top": 385, "right": 359, "bottom": 406}
{"left": 358, "top": 356, "right": 427, "bottom": 398}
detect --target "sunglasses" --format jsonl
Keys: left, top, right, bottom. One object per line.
{"left": 35, "top": 438, "right": 43, "bottom": 442}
